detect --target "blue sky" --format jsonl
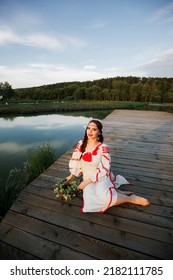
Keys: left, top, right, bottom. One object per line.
{"left": 0, "top": 0, "right": 173, "bottom": 89}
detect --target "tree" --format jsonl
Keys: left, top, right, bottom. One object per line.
{"left": 85, "top": 86, "right": 100, "bottom": 100}
{"left": 65, "top": 83, "right": 79, "bottom": 99}
{"left": 101, "top": 89, "right": 110, "bottom": 100}
{"left": 164, "top": 92, "right": 173, "bottom": 103}
{"left": 130, "top": 83, "right": 143, "bottom": 102}
{"left": 11, "top": 76, "right": 173, "bottom": 102}
{"left": 112, "top": 80, "right": 129, "bottom": 101}
{"left": 149, "top": 80, "right": 160, "bottom": 102}
{"left": 141, "top": 83, "right": 150, "bottom": 102}
{"left": 73, "top": 87, "right": 86, "bottom": 100}
{"left": 0, "top": 82, "right": 14, "bottom": 99}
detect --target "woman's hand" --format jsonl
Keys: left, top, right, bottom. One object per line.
{"left": 66, "top": 174, "right": 74, "bottom": 181}
{"left": 77, "top": 178, "right": 92, "bottom": 190}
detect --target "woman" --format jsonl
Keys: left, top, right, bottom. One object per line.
{"left": 66, "top": 119, "right": 150, "bottom": 213}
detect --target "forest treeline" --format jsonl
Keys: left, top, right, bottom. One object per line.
{"left": 1, "top": 76, "right": 173, "bottom": 102}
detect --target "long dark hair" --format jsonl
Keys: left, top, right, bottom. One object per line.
{"left": 81, "top": 119, "right": 104, "bottom": 153}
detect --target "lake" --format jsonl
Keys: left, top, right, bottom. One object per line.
{"left": 0, "top": 110, "right": 111, "bottom": 186}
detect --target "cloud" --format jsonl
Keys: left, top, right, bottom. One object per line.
{"left": 0, "top": 26, "right": 61, "bottom": 49}
{"left": 104, "top": 67, "right": 118, "bottom": 72}
{"left": 0, "top": 26, "right": 20, "bottom": 45}
{"left": 24, "top": 33, "right": 62, "bottom": 49}
{"left": 0, "top": 25, "right": 86, "bottom": 50}
{"left": 0, "top": 114, "right": 89, "bottom": 130}
{"left": 1, "top": 46, "right": 172, "bottom": 89}
{"left": 0, "top": 63, "right": 107, "bottom": 88}
{"left": 83, "top": 65, "right": 97, "bottom": 70}
{"left": 149, "top": 2, "right": 173, "bottom": 23}
{"left": 0, "top": 142, "right": 33, "bottom": 153}
{"left": 133, "top": 48, "right": 173, "bottom": 77}
{"left": 63, "top": 35, "right": 87, "bottom": 48}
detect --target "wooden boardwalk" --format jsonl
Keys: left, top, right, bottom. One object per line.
{"left": 0, "top": 110, "right": 173, "bottom": 260}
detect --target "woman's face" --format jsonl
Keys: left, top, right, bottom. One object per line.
{"left": 86, "top": 122, "right": 100, "bottom": 140}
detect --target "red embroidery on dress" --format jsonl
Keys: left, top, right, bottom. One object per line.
{"left": 102, "top": 162, "right": 109, "bottom": 175}
{"left": 82, "top": 152, "right": 92, "bottom": 162}
{"left": 94, "top": 168, "right": 101, "bottom": 183}
{"left": 102, "top": 146, "right": 109, "bottom": 154}
{"left": 103, "top": 154, "right": 110, "bottom": 161}
{"left": 82, "top": 143, "right": 102, "bottom": 161}
{"left": 92, "top": 143, "right": 102, "bottom": 155}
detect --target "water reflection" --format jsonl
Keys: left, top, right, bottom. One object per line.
{"left": 0, "top": 142, "right": 32, "bottom": 153}
{"left": 0, "top": 114, "right": 90, "bottom": 129}
{"left": 0, "top": 114, "right": 93, "bottom": 185}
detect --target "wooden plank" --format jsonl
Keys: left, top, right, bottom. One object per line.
{"left": 21, "top": 184, "right": 173, "bottom": 220}
{"left": 9, "top": 193, "right": 173, "bottom": 259}
{"left": 112, "top": 168, "right": 173, "bottom": 188}
{"left": 111, "top": 158, "right": 173, "bottom": 174}
{"left": 0, "top": 222, "right": 94, "bottom": 260}
{"left": 0, "top": 241, "right": 39, "bottom": 260}
{"left": 3, "top": 211, "right": 152, "bottom": 260}
{"left": 25, "top": 184, "right": 173, "bottom": 230}
{"left": 13, "top": 191, "right": 173, "bottom": 243}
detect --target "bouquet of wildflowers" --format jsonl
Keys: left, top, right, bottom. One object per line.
{"left": 54, "top": 177, "right": 81, "bottom": 201}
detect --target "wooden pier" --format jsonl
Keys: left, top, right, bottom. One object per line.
{"left": 0, "top": 110, "right": 173, "bottom": 259}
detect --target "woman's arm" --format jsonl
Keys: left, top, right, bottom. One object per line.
{"left": 68, "top": 140, "right": 83, "bottom": 177}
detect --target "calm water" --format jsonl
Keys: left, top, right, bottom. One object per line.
{"left": 0, "top": 110, "right": 111, "bottom": 186}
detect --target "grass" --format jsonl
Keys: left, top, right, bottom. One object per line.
{"left": 0, "top": 143, "right": 56, "bottom": 218}
{"left": 0, "top": 100, "right": 147, "bottom": 115}
{"left": 26, "top": 143, "right": 56, "bottom": 182}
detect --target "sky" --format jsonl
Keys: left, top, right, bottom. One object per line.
{"left": 0, "top": 0, "right": 173, "bottom": 89}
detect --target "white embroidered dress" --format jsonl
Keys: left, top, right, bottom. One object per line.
{"left": 69, "top": 140, "right": 129, "bottom": 213}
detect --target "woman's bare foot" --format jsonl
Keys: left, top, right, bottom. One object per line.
{"left": 130, "top": 194, "right": 150, "bottom": 206}
{"left": 117, "top": 189, "right": 133, "bottom": 196}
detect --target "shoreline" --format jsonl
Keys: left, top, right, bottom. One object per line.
{"left": 0, "top": 101, "right": 147, "bottom": 116}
